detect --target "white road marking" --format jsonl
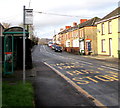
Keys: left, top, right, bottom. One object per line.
{"left": 101, "top": 65, "right": 119, "bottom": 71}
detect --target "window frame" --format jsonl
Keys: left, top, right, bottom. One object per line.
{"left": 101, "top": 39, "right": 106, "bottom": 52}
{"left": 108, "top": 21, "right": 112, "bottom": 34}
{"left": 101, "top": 23, "right": 105, "bottom": 35}
{"left": 118, "top": 18, "right": 120, "bottom": 33}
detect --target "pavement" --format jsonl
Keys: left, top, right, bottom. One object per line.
{"left": 83, "top": 55, "right": 120, "bottom": 64}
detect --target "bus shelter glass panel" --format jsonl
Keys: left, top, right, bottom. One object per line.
{"left": 4, "top": 35, "right": 14, "bottom": 74}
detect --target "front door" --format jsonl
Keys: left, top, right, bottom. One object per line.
{"left": 109, "top": 38, "right": 112, "bottom": 56}
{"left": 80, "top": 41, "right": 84, "bottom": 53}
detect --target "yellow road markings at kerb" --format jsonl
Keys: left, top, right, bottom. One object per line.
{"left": 68, "top": 71, "right": 118, "bottom": 84}
{"left": 97, "top": 68, "right": 104, "bottom": 71}
{"left": 44, "top": 62, "right": 108, "bottom": 108}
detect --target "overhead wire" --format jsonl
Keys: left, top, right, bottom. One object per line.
{"left": 34, "top": 11, "right": 90, "bottom": 18}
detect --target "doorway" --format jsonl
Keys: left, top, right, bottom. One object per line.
{"left": 109, "top": 38, "right": 112, "bottom": 56}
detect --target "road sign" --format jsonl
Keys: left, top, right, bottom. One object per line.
{"left": 25, "top": 9, "right": 33, "bottom": 25}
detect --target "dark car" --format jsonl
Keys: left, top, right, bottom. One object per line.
{"left": 51, "top": 44, "right": 57, "bottom": 50}
{"left": 55, "top": 46, "right": 62, "bottom": 52}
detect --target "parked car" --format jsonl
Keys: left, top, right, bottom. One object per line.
{"left": 48, "top": 41, "right": 53, "bottom": 47}
{"left": 55, "top": 46, "right": 62, "bottom": 52}
{"left": 51, "top": 44, "right": 57, "bottom": 50}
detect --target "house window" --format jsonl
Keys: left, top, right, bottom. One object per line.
{"left": 101, "top": 23, "right": 105, "bottom": 35}
{"left": 119, "top": 38, "right": 120, "bottom": 50}
{"left": 68, "top": 42, "right": 70, "bottom": 47}
{"left": 72, "top": 31, "right": 74, "bottom": 37}
{"left": 80, "top": 30, "right": 84, "bottom": 38}
{"left": 108, "top": 21, "right": 112, "bottom": 34}
{"left": 101, "top": 39, "right": 106, "bottom": 52}
{"left": 118, "top": 18, "right": 120, "bottom": 32}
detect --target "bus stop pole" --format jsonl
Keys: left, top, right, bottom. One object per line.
{"left": 12, "top": 35, "right": 14, "bottom": 74}
{"left": 23, "top": 5, "right": 26, "bottom": 84}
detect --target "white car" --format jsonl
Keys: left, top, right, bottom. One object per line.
{"left": 48, "top": 42, "right": 53, "bottom": 47}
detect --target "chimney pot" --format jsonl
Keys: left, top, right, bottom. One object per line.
{"left": 80, "top": 19, "right": 87, "bottom": 24}
{"left": 60, "top": 28, "right": 64, "bottom": 31}
{"left": 73, "top": 22, "right": 77, "bottom": 26}
{"left": 65, "top": 26, "right": 71, "bottom": 29}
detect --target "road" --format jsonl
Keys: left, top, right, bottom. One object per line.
{"left": 32, "top": 44, "right": 119, "bottom": 108}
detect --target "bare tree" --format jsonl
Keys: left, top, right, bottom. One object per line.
{"left": 2, "top": 22, "right": 11, "bottom": 29}
{"left": 19, "top": 23, "right": 34, "bottom": 30}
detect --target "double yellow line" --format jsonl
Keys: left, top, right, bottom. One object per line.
{"left": 44, "top": 62, "right": 108, "bottom": 108}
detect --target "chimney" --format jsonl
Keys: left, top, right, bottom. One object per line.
{"left": 65, "top": 26, "right": 71, "bottom": 29}
{"left": 60, "top": 28, "right": 64, "bottom": 31}
{"left": 80, "top": 19, "right": 87, "bottom": 24}
{"left": 73, "top": 22, "right": 77, "bottom": 26}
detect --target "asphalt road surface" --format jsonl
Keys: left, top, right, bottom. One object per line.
{"left": 32, "top": 44, "right": 119, "bottom": 108}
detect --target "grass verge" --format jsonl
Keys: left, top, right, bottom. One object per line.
{"left": 2, "top": 81, "right": 34, "bottom": 108}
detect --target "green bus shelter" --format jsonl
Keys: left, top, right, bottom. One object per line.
{"left": 3, "top": 27, "right": 29, "bottom": 74}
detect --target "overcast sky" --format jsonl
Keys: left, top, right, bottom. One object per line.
{"left": 0, "top": 0, "right": 119, "bottom": 39}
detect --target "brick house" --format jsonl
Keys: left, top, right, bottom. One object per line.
{"left": 57, "top": 17, "right": 100, "bottom": 55}
{"left": 77, "top": 17, "right": 100, "bottom": 55}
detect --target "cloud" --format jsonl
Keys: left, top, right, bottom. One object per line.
{"left": 0, "top": 0, "right": 119, "bottom": 38}
{"left": 33, "top": 0, "right": 119, "bottom": 38}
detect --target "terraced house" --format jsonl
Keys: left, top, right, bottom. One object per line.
{"left": 96, "top": 7, "right": 120, "bottom": 58}
{"left": 55, "top": 17, "right": 100, "bottom": 55}
{"left": 77, "top": 18, "right": 100, "bottom": 55}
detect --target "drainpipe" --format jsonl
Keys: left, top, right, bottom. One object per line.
{"left": 0, "top": 25, "right": 3, "bottom": 36}
{"left": 83, "top": 28, "right": 85, "bottom": 55}
{"left": 78, "top": 26, "right": 80, "bottom": 54}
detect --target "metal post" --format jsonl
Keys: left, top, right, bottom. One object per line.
{"left": 12, "top": 35, "right": 14, "bottom": 73}
{"left": 23, "top": 6, "right": 26, "bottom": 84}
{"left": 4, "top": 35, "right": 6, "bottom": 74}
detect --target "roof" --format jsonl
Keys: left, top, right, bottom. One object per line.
{"left": 3, "top": 26, "right": 29, "bottom": 36}
{"left": 95, "top": 7, "right": 120, "bottom": 24}
{"left": 58, "top": 17, "right": 100, "bottom": 35}
{"left": 58, "top": 27, "right": 73, "bottom": 34}
{"left": 101, "top": 7, "right": 120, "bottom": 20}
{"left": 77, "top": 17, "right": 101, "bottom": 28}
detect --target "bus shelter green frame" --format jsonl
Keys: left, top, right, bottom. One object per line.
{"left": 3, "top": 31, "right": 29, "bottom": 74}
